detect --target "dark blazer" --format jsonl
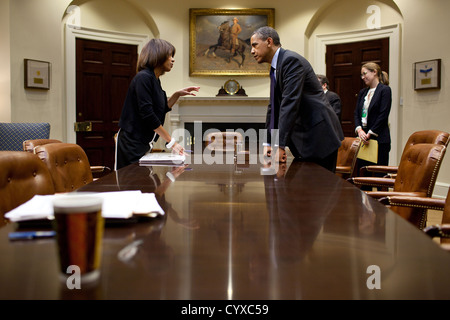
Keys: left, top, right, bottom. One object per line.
{"left": 325, "top": 90, "right": 342, "bottom": 121}
{"left": 354, "top": 83, "right": 392, "bottom": 145}
{"left": 269, "top": 48, "right": 344, "bottom": 159}
{"left": 119, "top": 68, "right": 170, "bottom": 144}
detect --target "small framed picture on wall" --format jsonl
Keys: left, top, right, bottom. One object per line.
{"left": 24, "top": 59, "right": 51, "bottom": 90}
{"left": 414, "top": 59, "right": 441, "bottom": 90}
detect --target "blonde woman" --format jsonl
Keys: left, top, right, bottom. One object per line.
{"left": 354, "top": 62, "right": 392, "bottom": 180}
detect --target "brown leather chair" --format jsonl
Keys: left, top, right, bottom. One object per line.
{"left": 349, "top": 143, "right": 447, "bottom": 229}
{"left": 380, "top": 188, "right": 450, "bottom": 250}
{"left": 335, "top": 137, "right": 361, "bottom": 179}
{"left": 0, "top": 151, "right": 55, "bottom": 222}
{"left": 205, "top": 131, "right": 244, "bottom": 152}
{"left": 360, "top": 130, "right": 449, "bottom": 178}
{"left": 23, "top": 138, "right": 62, "bottom": 153}
{"left": 24, "top": 139, "right": 111, "bottom": 178}
{"left": 34, "top": 143, "right": 93, "bottom": 193}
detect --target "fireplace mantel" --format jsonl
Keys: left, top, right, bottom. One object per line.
{"left": 169, "top": 96, "right": 269, "bottom": 130}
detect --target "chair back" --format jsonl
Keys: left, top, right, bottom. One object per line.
{"left": 393, "top": 143, "right": 446, "bottom": 228}
{"left": 23, "top": 139, "right": 62, "bottom": 153}
{"left": 0, "top": 123, "right": 50, "bottom": 151}
{"left": 336, "top": 137, "right": 361, "bottom": 179}
{"left": 402, "top": 130, "right": 449, "bottom": 154}
{"left": 205, "top": 131, "right": 244, "bottom": 152}
{"left": 34, "top": 143, "right": 93, "bottom": 192}
{"left": 0, "top": 151, "right": 55, "bottom": 219}
{"left": 358, "top": 130, "right": 450, "bottom": 179}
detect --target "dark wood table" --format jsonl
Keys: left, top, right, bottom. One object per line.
{"left": 1, "top": 158, "right": 450, "bottom": 301}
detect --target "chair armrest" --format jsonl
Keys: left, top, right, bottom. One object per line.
{"left": 379, "top": 196, "right": 445, "bottom": 211}
{"left": 348, "top": 177, "right": 395, "bottom": 188}
{"left": 336, "top": 165, "right": 351, "bottom": 174}
{"left": 423, "top": 224, "right": 450, "bottom": 239}
{"left": 367, "top": 191, "right": 426, "bottom": 200}
{"left": 360, "top": 165, "right": 399, "bottom": 177}
{"left": 90, "top": 166, "right": 111, "bottom": 174}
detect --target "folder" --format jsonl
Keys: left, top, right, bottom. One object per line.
{"left": 357, "top": 140, "right": 378, "bottom": 163}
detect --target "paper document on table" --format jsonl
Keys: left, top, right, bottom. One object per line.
{"left": 5, "top": 191, "right": 165, "bottom": 222}
{"left": 357, "top": 140, "right": 378, "bottom": 163}
{"left": 139, "top": 152, "right": 186, "bottom": 166}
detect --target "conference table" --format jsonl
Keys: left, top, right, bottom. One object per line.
{"left": 1, "top": 155, "right": 450, "bottom": 302}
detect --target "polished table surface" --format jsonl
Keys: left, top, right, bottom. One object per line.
{"left": 1, "top": 158, "right": 450, "bottom": 300}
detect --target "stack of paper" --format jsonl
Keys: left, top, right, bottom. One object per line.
{"left": 5, "top": 191, "right": 165, "bottom": 222}
{"left": 139, "top": 152, "right": 186, "bottom": 165}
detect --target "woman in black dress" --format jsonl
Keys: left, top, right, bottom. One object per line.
{"left": 116, "top": 39, "right": 199, "bottom": 170}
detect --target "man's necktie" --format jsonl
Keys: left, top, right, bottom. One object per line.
{"left": 269, "top": 67, "right": 276, "bottom": 130}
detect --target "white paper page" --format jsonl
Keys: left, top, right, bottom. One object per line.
{"left": 5, "top": 191, "right": 165, "bottom": 222}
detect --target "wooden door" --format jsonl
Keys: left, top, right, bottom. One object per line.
{"left": 76, "top": 39, "right": 137, "bottom": 170}
{"left": 326, "top": 38, "right": 389, "bottom": 137}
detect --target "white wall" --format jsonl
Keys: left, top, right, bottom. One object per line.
{"left": 395, "top": 0, "right": 450, "bottom": 195}
{"left": 9, "top": 0, "right": 72, "bottom": 140}
{"left": 0, "top": 0, "right": 11, "bottom": 121}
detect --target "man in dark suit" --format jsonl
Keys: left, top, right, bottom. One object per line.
{"left": 317, "top": 74, "right": 342, "bottom": 121}
{"left": 250, "top": 27, "right": 344, "bottom": 172}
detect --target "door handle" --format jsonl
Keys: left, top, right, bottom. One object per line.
{"left": 74, "top": 121, "right": 92, "bottom": 132}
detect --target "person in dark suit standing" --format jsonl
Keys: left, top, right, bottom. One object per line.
{"left": 354, "top": 62, "right": 391, "bottom": 179}
{"left": 317, "top": 74, "right": 342, "bottom": 121}
{"left": 250, "top": 26, "right": 343, "bottom": 172}
{"left": 116, "top": 39, "right": 200, "bottom": 170}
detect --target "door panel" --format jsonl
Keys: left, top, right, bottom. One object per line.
{"left": 326, "top": 38, "right": 389, "bottom": 137}
{"left": 76, "top": 39, "right": 137, "bottom": 170}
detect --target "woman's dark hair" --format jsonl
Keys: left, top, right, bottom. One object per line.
{"left": 137, "top": 38, "right": 176, "bottom": 72}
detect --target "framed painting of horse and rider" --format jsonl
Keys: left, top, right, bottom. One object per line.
{"left": 189, "top": 8, "right": 275, "bottom": 76}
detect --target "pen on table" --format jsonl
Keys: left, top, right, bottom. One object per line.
{"left": 8, "top": 231, "right": 56, "bottom": 241}
{"left": 184, "top": 150, "right": 193, "bottom": 153}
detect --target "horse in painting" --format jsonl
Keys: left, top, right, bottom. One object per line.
{"left": 204, "top": 21, "right": 248, "bottom": 68}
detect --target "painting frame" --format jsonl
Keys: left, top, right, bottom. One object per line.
{"left": 24, "top": 59, "right": 50, "bottom": 90}
{"left": 414, "top": 59, "right": 441, "bottom": 90}
{"left": 189, "top": 8, "right": 275, "bottom": 77}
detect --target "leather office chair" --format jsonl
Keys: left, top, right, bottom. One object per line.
{"left": 0, "top": 122, "right": 50, "bottom": 151}
{"left": 34, "top": 142, "right": 93, "bottom": 193}
{"left": 24, "top": 139, "right": 111, "bottom": 178}
{"left": 335, "top": 137, "right": 361, "bottom": 179}
{"left": 23, "top": 138, "right": 62, "bottom": 153}
{"left": 349, "top": 143, "right": 447, "bottom": 229}
{"left": 380, "top": 188, "right": 450, "bottom": 250}
{"left": 359, "top": 130, "right": 449, "bottom": 178}
{"left": 205, "top": 131, "right": 244, "bottom": 152}
{"left": 0, "top": 151, "right": 55, "bottom": 222}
